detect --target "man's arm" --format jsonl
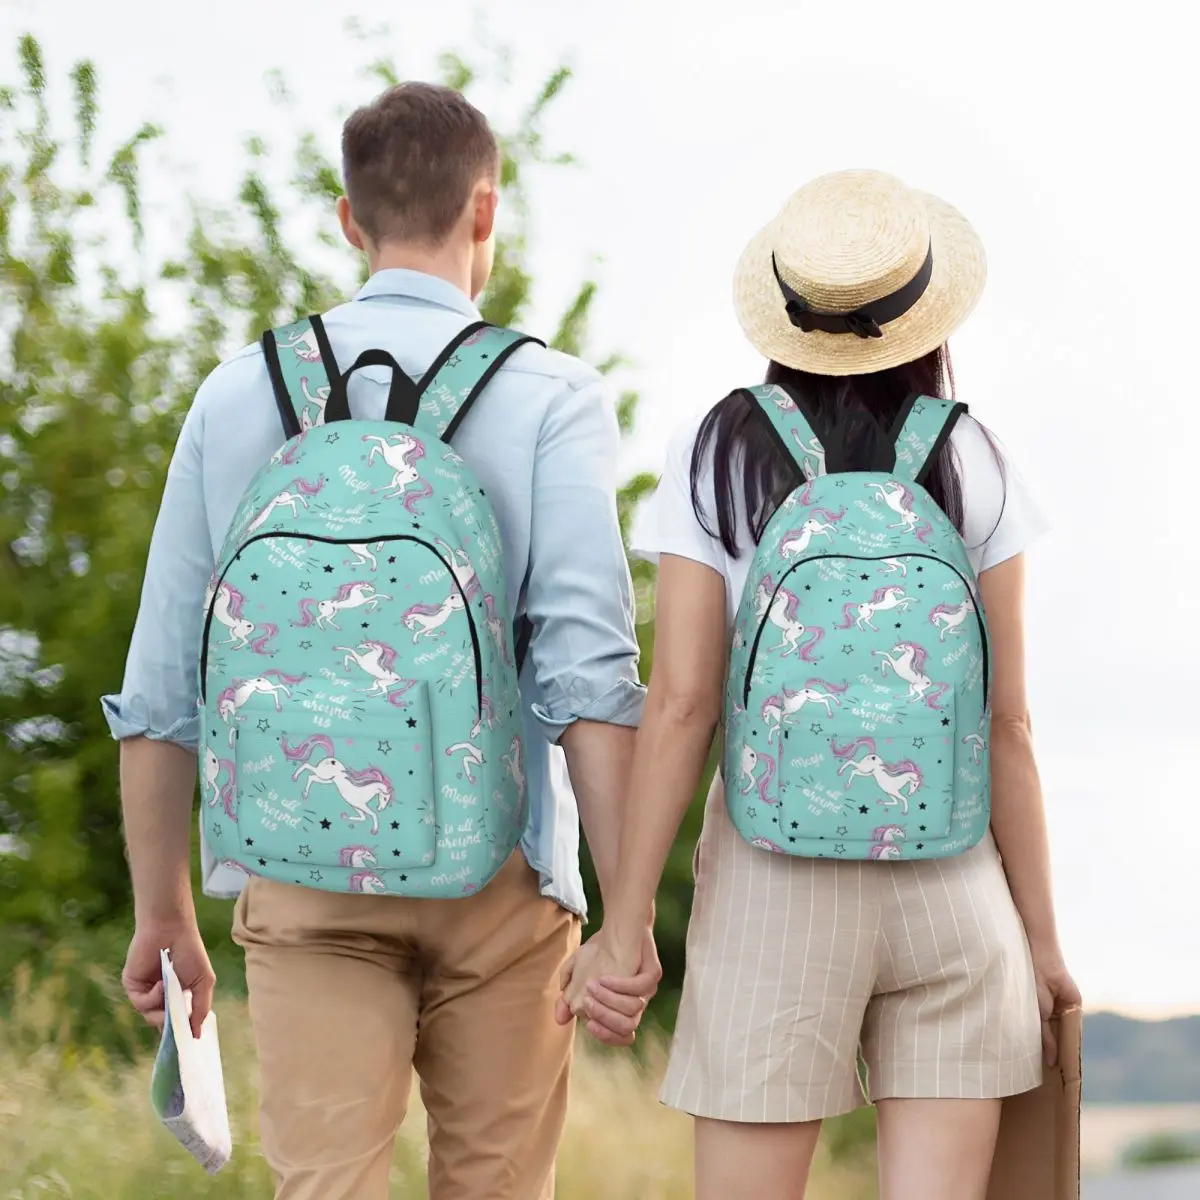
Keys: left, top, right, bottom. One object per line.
{"left": 102, "top": 398, "right": 217, "bottom": 1036}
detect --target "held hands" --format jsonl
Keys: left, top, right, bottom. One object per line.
{"left": 122, "top": 919, "right": 215, "bottom": 1041}
{"left": 1031, "top": 945, "right": 1082, "bottom": 1067}
{"left": 555, "top": 926, "right": 661, "bottom": 1047}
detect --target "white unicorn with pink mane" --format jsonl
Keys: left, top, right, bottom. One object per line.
{"left": 481, "top": 594, "right": 512, "bottom": 666}
{"left": 880, "top": 557, "right": 908, "bottom": 576}
{"left": 873, "top": 641, "right": 950, "bottom": 708}
{"left": 750, "top": 836, "right": 787, "bottom": 854}
{"left": 338, "top": 845, "right": 377, "bottom": 869}
{"left": 446, "top": 740, "right": 485, "bottom": 785}
{"left": 344, "top": 541, "right": 386, "bottom": 570}
{"left": 362, "top": 433, "right": 433, "bottom": 514}
{"left": 211, "top": 582, "right": 279, "bottom": 654}
{"left": 738, "top": 743, "right": 777, "bottom": 804}
{"left": 779, "top": 507, "right": 846, "bottom": 560}
{"left": 929, "top": 596, "right": 976, "bottom": 641}
{"left": 433, "top": 536, "right": 480, "bottom": 600}
{"left": 765, "top": 587, "right": 824, "bottom": 660}
{"left": 838, "top": 585, "right": 916, "bottom": 632}
{"left": 293, "top": 582, "right": 392, "bottom": 631}
{"left": 333, "top": 640, "right": 418, "bottom": 706}
{"left": 761, "top": 678, "right": 849, "bottom": 743}
{"left": 872, "top": 824, "right": 906, "bottom": 848}
{"left": 501, "top": 735, "right": 524, "bottom": 794}
{"left": 831, "top": 737, "right": 923, "bottom": 814}
{"left": 752, "top": 574, "right": 776, "bottom": 621}
{"left": 280, "top": 325, "right": 321, "bottom": 362}
{"left": 282, "top": 735, "right": 394, "bottom": 836}
{"left": 470, "top": 694, "right": 497, "bottom": 742}
{"left": 298, "top": 377, "right": 330, "bottom": 430}
{"left": 868, "top": 480, "right": 933, "bottom": 542}
{"left": 402, "top": 592, "right": 465, "bottom": 643}
{"left": 202, "top": 747, "right": 237, "bottom": 820}
{"left": 963, "top": 732, "right": 985, "bottom": 765}
{"left": 348, "top": 870, "right": 387, "bottom": 894}
{"left": 245, "top": 476, "right": 326, "bottom": 535}
{"left": 216, "top": 670, "right": 304, "bottom": 742}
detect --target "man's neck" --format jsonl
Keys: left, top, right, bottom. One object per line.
{"left": 368, "top": 242, "right": 473, "bottom": 300}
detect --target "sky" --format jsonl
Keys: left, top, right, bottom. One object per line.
{"left": 2, "top": 0, "right": 1196, "bottom": 1016}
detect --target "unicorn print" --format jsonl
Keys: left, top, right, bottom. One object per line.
{"left": 749, "top": 836, "right": 787, "bottom": 854}
{"left": 791, "top": 431, "right": 826, "bottom": 480}
{"left": 470, "top": 694, "right": 496, "bottom": 742}
{"left": 446, "top": 741, "right": 485, "bottom": 785}
{"left": 211, "top": 583, "right": 278, "bottom": 654}
{"left": 270, "top": 434, "right": 307, "bottom": 468}
{"left": 362, "top": 433, "right": 434, "bottom": 514}
{"left": 765, "top": 587, "right": 824, "bottom": 660}
{"left": 501, "top": 735, "right": 525, "bottom": 794}
{"left": 282, "top": 735, "right": 394, "bottom": 836}
{"left": 779, "top": 508, "right": 846, "bottom": 559}
{"left": 280, "top": 326, "right": 321, "bottom": 362}
{"left": 832, "top": 737, "right": 924, "bottom": 815}
{"left": 245, "top": 476, "right": 325, "bottom": 535}
{"left": 869, "top": 842, "right": 904, "bottom": 861}
{"left": 293, "top": 582, "right": 393, "bottom": 631}
{"left": 873, "top": 824, "right": 907, "bottom": 845}
{"left": 761, "top": 679, "right": 849, "bottom": 743}
{"left": 338, "top": 846, "right": 378, "bottom": 869}
{"left": 873, "top": 641, "right": 950, "bottom": 708}
{"left": 433, "top": 537, "right": 480, "bottom": 599}
{"left": 880, "top": 557, "right": 908, "bottom": 576}
{"left": 837, "top": 586, "right": 916, "bottom": 632}
{"left": 202, "top": 747, "right": 236, "bottom": 820}
{"left": 482, "top": 594, "right": 512, "bottom": 666}
{"left": 868, "top": 480, "right": 933, "bottom": 541}
{"left": 402, "top": 593, "right": 465, "bottom": 643}
{"left": 929, "top": 596, "right": 976, "bottom": 641}
{"left": 963, "top": 732, "right": 985, "bottom": 765}
{"left": 752, "top": 574, "right": 776, "bottom": 621}
{"left": 345, "top": 542, "right": 386, "bottom": 570}
{"left": 348, "top": 871, "right": 387, "bottom": 894}
{"left": 333, "top": 641, "right": 418, "bottom": 706}
{"left": 738, "top": 743, "right": 777, "bottom": 804}
{"left": 216, "top": 670, "right": 304, "bottom": 742}
{"left": 298, "top": 377, "right": 330, "bottom": 430}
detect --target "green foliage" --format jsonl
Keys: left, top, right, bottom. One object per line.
{"left": 1121, "top": 1131, "right": 1200, "bottom": 1170}
{"left": 0, "top": 33, "right": 682, "bottom": 1048}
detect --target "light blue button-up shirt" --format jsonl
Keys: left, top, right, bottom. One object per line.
{"left": 101, "top": 269, "right": 645, "bottom": 918}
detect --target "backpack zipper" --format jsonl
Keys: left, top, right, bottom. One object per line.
{"left": 199, "top": 532, "right": 485, "bottom": 717}
{"left": 742, "top": 551, "right": 988, "bottom": 707}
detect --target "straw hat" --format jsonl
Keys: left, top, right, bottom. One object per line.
{"left": 733, "top": 169, "right": 986, "bottom": 376}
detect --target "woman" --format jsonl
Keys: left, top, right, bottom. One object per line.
{"left": 563, "top": 170, "right": 1080, "bottom": 1199}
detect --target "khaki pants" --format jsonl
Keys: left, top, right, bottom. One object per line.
{"left": 232, "top": 851, "right": 581, "bottom": 1200}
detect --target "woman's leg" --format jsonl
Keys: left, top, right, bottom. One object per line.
{"left": 875, "top": 1098, "right": 1001, "bottom": 1200}
{"left": 695, "top": 1117, "right": 823, "bottom": 1200}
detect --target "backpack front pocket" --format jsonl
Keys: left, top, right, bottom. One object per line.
{"left": 227, "top": 682, "right": 438, "bottom": 879}
{"left": 767, "top": 693, "right": 957, "bottom": 858}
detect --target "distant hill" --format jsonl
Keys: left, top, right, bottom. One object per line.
{"left": 1085, "top": 1012, "right": 1200, "bottom": 1104}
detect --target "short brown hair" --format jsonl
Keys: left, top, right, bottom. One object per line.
{"left": 341, "top": 82, "right": 499, "bottom": 246}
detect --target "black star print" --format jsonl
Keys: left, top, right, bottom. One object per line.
{"left": 791, "top": 821, "right": 799, "bottom": 829}
{"left": 916, "top": 566, "right": 924, "bottom": 573}
{"left": 918, "top": 803, "right": 927, "bottom": 811}
{"left": 859, "top": 805, "right": 870, "bottom": 814}
{"left": 860, "top": 573, "right": 870, "bottom": 581}
{"left": 916, "top": 843, "right": 925, "bottom": 850}
{"left": 244, "top": 837, "right": 254, "bottom": 847}
{"left": 407, "top": 769, "right": 414, "bottom": 776}
{"left": 300, "top": 581, "right": 312, "bottom": 591}
{"left": 320, "top": 818, "right": 331, "bottom": 830}
{"left": 837, "top": 826, "right": 849, "bottom": 836}
{"left": 412, "top": 522, "right": 421, "bottom": 531}
{"left": 361, "top": 621, "right": 370, "bottom": 629}
{"left": 448, "top": 354, "right": 462, "bottom": 367}
{"left": 250, "top": 573, "right": 259, "bottom": 582}
{"left": 323, "top": 564, "right": 334, "bottom": 573}
{"left": 941, "top": 717, "right": 951, "bottom": 727}
{"left": 391, "top": 820, "right": 400, "bottom": 830}
{"left": 841, "top": 588, "right": 852, "bottom": 597}
{"left": 388, "top": 556, "right": 396, "bottom": 564}
{"left": 392, "top": 848, "right": 403, "bottom": 857}
{"left": 211, "top": 730, "right": 218, "bottom": 739}
{"left": 299, "top": 640, "right": 312, "bottom": 650}
{"left": 378, "top": 741, "right": 392, "bottom": 754}
{"left": 804, "top": 584, "right": 812, "bottom": 591}
{"left": 913, "top": 403, "right": 925, "bottom": 415}
{"left": 918, "top": 583, "right": 925, "bottom": 589}
{"left": 326, "top": 432, "right": 339, "bottom": 444}
{"left": 281, "top": 589, "right": 288, "bottom": 596}
{"left": 913, "top": 737, "right": 925, "bottom": 748}
{"left": 810, "top": 722, "right": 823, "bottom": 734}
{"left": 298, "top": 845, "right": 312, "bottom": 857}
{"left": 399, "top": 874, "right": 408, "bottom": 882}
{"left": 783, "top": 730, "right": 790, "bottom": 740}
{"left": 406, "top": 717, "right": 417, "bottom": 729}
{"left": 841, "top": 644, "right": 855, "bottom": 655}
{"left": 310, "top": 869, "right": 324, "bottom": 881}
{"left": 835, "top": 479, "right": 846, "bottom": 488}
{"left": 919, "top": 825, "right": 927, "bottom": 832}
{"left": 389, "top": 577, "right": 397, "bottom": 584}
{"left": 895, "top": 622, "right": 903, "bottom": 629}
{"left": 257, "top": 718, "right": 270, "bottom": 732}
{"left": 747, "top": 807, "right": 757, "bottom": 819}
{"left": 258, "top": 857, "right": 267, "bottom": 867}
{"left": 834, "top": 843, "right": 846, "bottom": 855}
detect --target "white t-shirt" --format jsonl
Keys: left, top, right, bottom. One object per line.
{"left": 631, "top": 409, "right": 1048, "bottom": 627}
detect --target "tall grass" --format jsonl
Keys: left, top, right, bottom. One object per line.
{"left": 0, "top": 964, "right": 877, "bottom": 1198}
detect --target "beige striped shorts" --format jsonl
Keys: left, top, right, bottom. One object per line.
{"left": 660, "top": 776, "right": 1044, "bottom": 1123}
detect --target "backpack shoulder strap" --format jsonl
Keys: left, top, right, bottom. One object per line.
{"left": 744, "top": 382, "right": 827, "bottom": 480}
{"left": 261, "top": 314, "right": 347, "bottom": 438}
{"left": 412, "top": 322, "right": 544, "bottom": 441}
{"left": 888, "top": 394, "right": 968, "bottom": 485}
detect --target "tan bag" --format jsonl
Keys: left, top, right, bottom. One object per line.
{"left": 987, "top": 1008, "right": 1082, "bottom": 1200}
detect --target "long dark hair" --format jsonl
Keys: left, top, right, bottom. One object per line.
{"left": 691, "top": 345, "right": 993, "bottom": 557}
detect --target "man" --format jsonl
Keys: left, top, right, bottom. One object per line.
{"left": 105, "top": 82, "right": 659, "bottom": 1200}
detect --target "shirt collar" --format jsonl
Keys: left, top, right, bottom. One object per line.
{"left": 354, "top": 268, "right": 481, "bottom": 320}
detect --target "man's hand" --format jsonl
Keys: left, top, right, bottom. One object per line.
{"left": 123, "top": 920, "right": 215, "bottom": 1040}
{"left": 555, "top": 926, "right": 661, "bottom": 1047}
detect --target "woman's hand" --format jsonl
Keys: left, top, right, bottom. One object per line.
{"left": 555, "top": 927, "right": 659, "bottom": 1047}
{"left": 1031, "top": 946, "right": 1082, "bottom": 1066}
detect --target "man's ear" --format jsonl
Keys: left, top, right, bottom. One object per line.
{"left": 337, "top": 195, "right": 366, "bottom": 251}
{"left": 473, "top": 180, "right": 498, "bottom": 246}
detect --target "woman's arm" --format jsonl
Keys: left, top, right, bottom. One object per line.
{"left": 980, "top": 553, "right": 1080, "bottom": 1060}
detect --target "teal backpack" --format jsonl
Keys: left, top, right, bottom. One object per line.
{"left": 198, "top": 314, "right": 540, "bottom": 897}
{"left": 724, "top": 384, "right": 990, "bottom": 862}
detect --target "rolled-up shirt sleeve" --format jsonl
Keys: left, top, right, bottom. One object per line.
{"left": 100, "top": 397, "right": 215, "bottom": 751}
{"left": 524, "top": 375, "right": 646, "bottom": 741}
